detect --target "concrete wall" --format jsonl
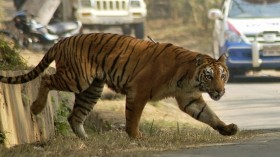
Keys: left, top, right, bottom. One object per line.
{"left": 0, "top": 71, "right": 56, "bottom": 148}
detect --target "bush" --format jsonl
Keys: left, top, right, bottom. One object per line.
{"left": 0, "top": 39, "right": 27, "bottom": 70}
{"left": 0, "top": 131, "right": 6, "bottom": 144}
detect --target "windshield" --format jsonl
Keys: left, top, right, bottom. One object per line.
{"left": 228, "top": 0, "right": 280, "bottom": 18}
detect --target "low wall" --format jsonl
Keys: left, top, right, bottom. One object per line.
{"left": 0, "top": 71, "right": 57, "bottom": 147}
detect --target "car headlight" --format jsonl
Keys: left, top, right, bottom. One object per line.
{"left": 225, "top": 21, "right": 243, "bottom": 43}
{"left": 225, "top": 30, "right": 242, "bottom": 42}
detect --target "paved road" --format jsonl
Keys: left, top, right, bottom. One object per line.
{"left": 156, "top": 132, "right": 280, "bottom": 157}
{"left": 207, "top": 74, "right": 280, "bottom": 130}
{"left": 158, "top": 72, "right": 280, "bottom": 156}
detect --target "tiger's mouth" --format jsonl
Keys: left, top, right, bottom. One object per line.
{"left": 208, "top": 90, "right": 225, "bottom": 101}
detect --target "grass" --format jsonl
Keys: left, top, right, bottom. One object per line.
{"left": 0, "top": 89, "right": 262, "bottom": 156}
{"left": 0, "top": 131, "right": 6, "bottom": 144}
{"left": 0, "top": 90, "right": 263, "bottom": 156}
{"left": 0, "top": 123, "right": 260, "bottom": 157}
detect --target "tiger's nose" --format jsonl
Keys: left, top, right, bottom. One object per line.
{"left": 215, "top": 89, "right": 225, "bottom": 96}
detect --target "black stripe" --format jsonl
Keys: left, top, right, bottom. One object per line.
{"left": 131, "top": 59, "right": 140, "bottom": 76}
{"left": 177, "top": 73, "right": 188, "bottom": 88}
{"left": 126, "top": 106, "right": 133, "bottom": 112}
{"left": 149, "top": 88, "right": 153, "bottom": 99}
{"left": 122, "top": 75, "right": 131, "bottom": 89}
{"left": 119, "top": 36, "right": 129, "bottom": 48}
{"left": 109, "top": 54, "right": 121, "bottom": 82}
{"left": 75, "top": 35, "right": 87, "bottom": 81}
{"left": 94, "top": 34, "right": 118, "bottom": 62}
{"left": 153, "top": 43, "right": 173, "bottom": 60}
{"left": 120, "top": 53, "right": 133, "bottom": 81}
{"left": 122, "top": 38, "right": 134, "bottom": 54}
{"left": 76, "top": 105, "right": 89, "bottom": 116}
{"left": 125, "top": 117, "right": 131, "bottom": 122}
{"left": 175, "top": 49, "right": 185, "bottom": 59}
{"left": 87, "top": 37, "right": 95, "bottom": 60}
{"left": 183, "top": 96, "right": 201, "bottom": 111}
{"left": 74, "top": 102, "right": 92, "bottom": 112}
{"left": 57, "top": 77, "right": 71, "bottom": 91}
{"left": 72, "top": 113, "right": 83, "bottom": 123}
{"left": 101, "top": 35, "right": 123, "bottom": 74}
{"left": 75, "top": 76, "right": 84, "bottom": 92}
{"left": 21, "top": 77, "right": 28, "bottom": 83}
{"left": 83, "top": 91, "right": 101, "bottom": 100}
{"left": 56, "top": 41, "right": 65, "bottom": 63}
{"left": 150, "top": 44, "right": 160, "bottom": 57}
{"left": 75, "top": 35, "right": 83, "bottom": 55}
{"left": 120, "top": 41, "right": 140, "bottom": 81}
{"left": 117, "top": 75, "right": 121, "bottom": 89}
{"left": 79, "top": 34, "right": 92, "bottom": 54}
{"left": 79, "top": 35, "right": 92, "bottom": 81}
{"left": 76, "top": 96, "right": 95, "bottom": 107}
{"left": 89, "top": 33, "right": 106, "bottom": 62}
{"left": 141, "top": 42, "right": 152, "bottom": 52}
{"left": 196, "top": 104, "right": 207, "bottom": 120}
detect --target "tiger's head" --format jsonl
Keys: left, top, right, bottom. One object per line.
{"left": 195, "top": 54, "right": 229, "bottom": 101}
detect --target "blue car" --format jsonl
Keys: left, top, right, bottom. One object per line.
{"left": 208, "top": 0, "right": 280, "bottom": 76}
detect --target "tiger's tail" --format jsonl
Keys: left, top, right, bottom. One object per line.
{"left": 0, "top": 46, "right": 56, "bottom": 84}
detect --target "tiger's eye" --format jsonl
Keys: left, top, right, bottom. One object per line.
{"left": 206, "top": 75, "right": 212, "bottom": 80}
{"left": 221, "top": 74, "right": 226, "bottom": 80}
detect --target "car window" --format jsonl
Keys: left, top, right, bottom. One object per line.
{"left": 228, "top": 0, "right": 280, "bottom": 18}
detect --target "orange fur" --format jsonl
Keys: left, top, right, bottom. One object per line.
{"left": 0, "top": 33, "right": 238, "bottom": 138}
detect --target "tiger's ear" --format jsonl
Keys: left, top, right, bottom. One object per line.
{"left": 217, "top": 54, "right": 227, "bottom": 63}
{"left": 196, "top": 54, "right": 205, "bottom": 66}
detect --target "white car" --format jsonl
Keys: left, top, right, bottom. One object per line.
{"left": 75, "top": 0, "right": 147, "bottom": 39}
{"left": 208, "top": 0, "right": 280, "bottom": 76}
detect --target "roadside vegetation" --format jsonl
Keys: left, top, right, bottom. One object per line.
{"left": 0, "top": 123, "right": 260, "bottom": 157}
{"left": 0, "top": 39, "right": 27, "bottom": 70}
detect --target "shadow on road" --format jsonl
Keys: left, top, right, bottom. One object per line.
{"left": 229, "top": 75, "right": 280, "bottom": 83}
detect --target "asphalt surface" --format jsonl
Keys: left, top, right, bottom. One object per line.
{"left": 157, "top": 72, "right": 280, "bottom": 157}
{"left": 156, "top": 132, "right": 280, "bottom": 157}
{"left": 209, "top": 75, "right": 280, "bottom": 130}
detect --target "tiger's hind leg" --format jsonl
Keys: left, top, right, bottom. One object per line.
{"left": 31, "top": 75, "right": 52, "bottom": 115}
{"left": 68, "top": 79, "right": 105, "bottom": 139}
{"left": 31, "top": 71, "right": 93, "bottom": 115}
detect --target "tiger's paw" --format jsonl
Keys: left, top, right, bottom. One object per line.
{"left": 126, "top": 129, "right": 143, "bottom": 139}
{"left": 216, "top": 123, "right": 238, "bottom": 136}
{"left": 68, "top": 116, "right": 88, "bottom": 139}
{"left": 30, "top": 100, "right": 45, "bottom": 115}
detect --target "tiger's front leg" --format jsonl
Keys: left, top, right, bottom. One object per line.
{"left": 124, "top": 95, "right": 147, "bottom": 138}
{"left": 176, "top": 95, "right": 238, "bottom": 136}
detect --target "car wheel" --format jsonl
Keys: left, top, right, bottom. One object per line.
{"left": 121, "top": 25, "right": 132, "bottom": 35}
{"left": 133, "top": 22, "right": 144, "bottom": 39}
{"left": 228, "top": 68, "right": 246, "bottom": 81}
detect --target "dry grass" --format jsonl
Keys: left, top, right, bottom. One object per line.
{"left": 146, "top": 19, "right": 213, "bottom": 55}
{"left": 0, "top": 124, "right": 260, "bottom": 157}
{"left": 0, "top": 90, "right": 262, "bottom": 156}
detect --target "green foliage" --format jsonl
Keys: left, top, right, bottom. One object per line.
{"left": 54, "top": 94, "right": 72, "bottom": 136}
{"left": 0, "top": 131, "right": 6, "bottom": 144}
{"left": 0, "top": 39, "right": 27, "bottom": 70}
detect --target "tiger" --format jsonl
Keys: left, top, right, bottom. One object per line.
{"left": 0, "top": 33, "right": 238, "bottom": 139}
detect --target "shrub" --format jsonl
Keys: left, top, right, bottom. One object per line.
{"left": 0, "top": 39, "right": 27, "bottom": 70}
